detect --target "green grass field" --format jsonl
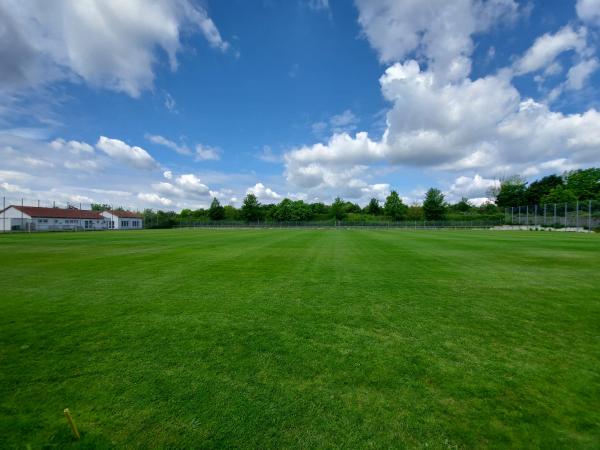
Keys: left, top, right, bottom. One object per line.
{"left": 0, "top": 229, "right": 599, "bottom": 448}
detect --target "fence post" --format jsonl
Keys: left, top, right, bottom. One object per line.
{"left": 576, "top": 200, "right": 579, "bottom": 228}
{"left": 544, "top": 204, "right": 546, "bottom": 226}
{"left": 526, "top": 205, "right": 529, "bottom": 226}
{"left": 554, "top": 203, "right": 557, "bottom": 226}
{"left": 564, "top": 202, "right": 568, "bottom": 228}
{"left": 511, "top": 207, "right": 514, "bottom": 224}
{"left": 589, "top": 200, "right": 592, "bottom": 231}
{"left": 534, "top": 205, "right": 537, "bottom": 227}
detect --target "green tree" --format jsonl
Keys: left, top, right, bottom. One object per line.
{"left": 422, "top": 188, "right": 446, "bottom": 220}
{"left": 365, "top": 198, "right": 382, "bottom": 215}
{"left": 540, "top": 185, "right": 578, "bottom": 204}
{"left": 208, "top": 197, "right": 225, "bottom": 220}
{"left": 241, "top": 193, "right": 261, "bottom": 222}
{"left": 493, "top": 176, "right": 528, "bottom": 207}
{"left": 565, "top": 168, "right": 600, "bottom": 200}
{"left": 274, "top": 199, "right": 294, "bottom": 221}
{"left": 91, "top": 203, "right": 111, "bottom": 211}
{"left": 223, "top": 205, "right": 239, "bottom": 220}
{"left": 407, "top": 205, "right": 424, "bottom": 221}
{"left": 331, "top": 197, "right": 346, "bottom": 221}
{"left": 180, "top": 208, "right": 193, "bottom": 218}
{"left": 384, "top": 191, "right": 408, "bottom": 220}
{"left": 525, "top": 174, "right": 563, "bottom": 205}
{"left": 453, "top": 197, "right": 472, "bottom": 213}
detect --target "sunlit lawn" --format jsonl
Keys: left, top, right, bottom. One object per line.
{"left": 0, "top": 229, "right": 599, "bottom": 448}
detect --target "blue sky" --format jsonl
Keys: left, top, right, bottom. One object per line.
{"left": 1, "top": 0, "right": 600, "bottom": 210}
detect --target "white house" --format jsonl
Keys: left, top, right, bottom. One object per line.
{"left": 0, "top": 205, "right": 106, "bottom": 232}
{"left": 101, "top": 210, "right": 143, "bottom": 230}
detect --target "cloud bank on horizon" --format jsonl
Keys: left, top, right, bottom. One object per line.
{"left": 1, "top": 0, "right": 600, "bottom": 210}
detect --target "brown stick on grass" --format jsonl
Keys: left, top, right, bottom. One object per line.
{"left": 63, "top": 408, "right": 80, "bottom": 440}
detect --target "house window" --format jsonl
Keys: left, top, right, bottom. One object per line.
{"left": 122, "top": 220, "right": 129, "bottom": 227}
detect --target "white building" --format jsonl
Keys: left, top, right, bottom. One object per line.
{"left": 101, "top": 210, "right": 143, "bottom": 230}
{"left": 0, "top": 205, "right": 106, "bottom": 232}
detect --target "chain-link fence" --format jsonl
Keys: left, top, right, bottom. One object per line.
{"left": 504, "top": 200, "right": 600, "bottom": 230}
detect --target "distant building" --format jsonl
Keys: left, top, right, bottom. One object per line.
{"left": 0, "top": 205, "right": 105, "bottom": 232}
{"left": 101, "top": 210, "right": 143, "bottom": 230}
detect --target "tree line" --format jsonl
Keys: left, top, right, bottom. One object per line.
{"left": 142, "top": 188, "right": 501, "bottom": 228}
{"left": 140, "top": 167, "right": 599, "bottom": 228}
{"left": 493, "top": 167, "right": 600, "bottom": 207}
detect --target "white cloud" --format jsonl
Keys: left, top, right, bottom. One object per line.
{"left": 175, "top": 174, "right": 210, "bottom": 194}
{"left": 448, "top": 174, "right": 499, "bottom": 200}
{"left": 145, "top": 134, "right": 191, "bottom": 155}
{"left": 577, "top": 0, "right": 600, "bottom": 25}
{"left": 50, "top": 138, "right": 94, "bottom": 154}
{"left": 0, "top": 0, "right": 229, "bottom": 96}
{"left": 195, "top": 144, "right": 220, "bottom": 161}
{"left": 137, "top": 192, "right": 173, "bottom": 207}
{"left": 565, "top": 58, "right": 599, "bottom": 90}
{"left": 246, "top": 183, "right": 281, "bottom": 202}
{"left": 283, "top": 58, "right": 600, "bottom": 194}
{"left": 96, "top": 136, "right": 157, "bottom": 170}
{"left": 355, "top": 0, "right": 518, "bottom": 82}
{"left": 163, "top": 170, "right": 173, "bottom": 180}
{"left": 521, "top": 158, "right": 580, "bottom": 177}
{"left": 513, "top": 26, "right": 588, "bottom": 75}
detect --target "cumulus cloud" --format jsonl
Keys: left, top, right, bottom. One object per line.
{"left": 577, "top": 0, "right": 600, "bottom": 25}
{"left": 50, "top": 138, "right": 94, "bottom": 154}
{"left": 565, "top": 58, "right": 600, "bottom": 90}
{"left": 284, "top": 58, "right": 600, "bottom": 195}
{"left": 513, "top": 26, "right": 589, "bottom": 75}
{"left": 174, "top": 174, "right": 210, "bottom": 194}
{"left": 246, "top": 183, "right": 281, "bottom": 202}
{"left": 355, "top": 0, "right": 518, "bottom": 82}
{"left": 137, "top": 192, "right": 173, "bottom": 207}
{"left": 448, "top": 174, "right": 499, "bottom": 200}
{"left": 0, "top": 0, "right": 229, "bottom": 96}
{"left": 96, "top": 136, "right": 158, "bottom": 170}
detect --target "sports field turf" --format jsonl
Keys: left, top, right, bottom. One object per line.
{"left": 0, "top": 229, "right": 598, "bottom": 448}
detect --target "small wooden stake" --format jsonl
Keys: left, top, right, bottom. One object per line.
{"left": 64, "top": 408, "right": 80, "bottom": 440}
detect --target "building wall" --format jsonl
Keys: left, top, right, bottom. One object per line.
{"left": 1, "top": 207, "right": 107, "bottom": 231}
{"left": 0, "top": 207, "right": 32, "bottom": 231}
{"left": 100, "top": 212, "right": 143, "bottom": 230}
{"left": 118, "top": 218, "right": 143, "bottom": 229}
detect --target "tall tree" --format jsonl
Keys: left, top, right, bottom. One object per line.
{"left": 365, "top": 198, "right": 382, "bottom": 215}
{"left": 331, "top": 197, "right": 346, "bottom": 221}
{"left": 526, "top": 175, "right": 563, "bottom": 205}
{"left": 453, "top": 197, "right": 472, "bottom": 213}
{"left": 540, "top": 186, "right": 578, "bottom": 204}
{"left": 208, "top": 197, "right": 225, "bottom": 220}
{"left": 565, "top": 168, "right": 600, "bottom": 200}
{"left": 241, "top": 193, "right": 261, "bottom": 222}
{"left": 384, "top": 191, "right": 408, "bottom": 220}
{"left": 422, "top": 188, "right": 446, "bottom": 220}
{"left": 493, "top": 176, "right": 528, "bottom": 207}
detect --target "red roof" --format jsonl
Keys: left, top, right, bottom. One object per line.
{"left": 103, "top": 210, "right": 142, "bottom": 218}
{"left": 3, "top": 205, "right": 104, "bottom": 219}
